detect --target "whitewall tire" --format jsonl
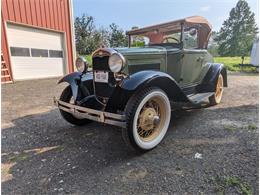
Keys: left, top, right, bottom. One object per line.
{"left": 123, "top": 87, "right": 171, "bottom": 152}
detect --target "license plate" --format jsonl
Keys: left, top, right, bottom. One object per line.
{"left": 94, "top": 71, "right": 108, "bottom": 83}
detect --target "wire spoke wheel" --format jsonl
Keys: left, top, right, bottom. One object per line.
{"left": 137, "top": 99, "right": 164, "bottom": 142}
{"left": 215, "top": 74, "right": 224, "bottom": 103}
{"left": 123, "top": 87, "right": 171, "bottom": 152}
{"left": 209, "top": 74, "right": 224, "bottom": 105}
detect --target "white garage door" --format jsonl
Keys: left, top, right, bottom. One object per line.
{"left": 7, "top": 23, "right": 66, "bottom": 80}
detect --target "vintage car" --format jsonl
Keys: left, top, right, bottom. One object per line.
{"left": 54, "top": 16, "right": 227, "bottom": 152}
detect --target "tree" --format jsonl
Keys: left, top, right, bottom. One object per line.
{"left": 208, "top": 31, "right": 219, "bottom": 56}
{"left": 98, "top": 26, "right": 110, "bottom": 47}
{"left": 216, "top": 0, "right": 258, "bottom": 56}
{"left": 108, "top": 23, "right": 128, "bottom": 47}
{"left": 130, "top": 26, "right": 145, "bottom": 47}
{"left": 75, "top": 14, "right": 129, "bottom": 54}
{"left": 74, "top": 14, "right": 103, "bottom": 54}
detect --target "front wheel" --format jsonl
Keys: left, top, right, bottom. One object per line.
{"left": 59, "top": 86, "right": 92, "bottom": 126}
{"left": 123, "top": 87, "right": 171, "bottom": 152}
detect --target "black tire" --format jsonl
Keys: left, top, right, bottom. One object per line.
{"left": 59, "top": 86, "right": 92, "bottom": 126}
{"left": 122, "top": 87, "right": 171, "bottom": 153}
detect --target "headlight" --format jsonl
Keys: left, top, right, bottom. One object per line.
{"left": 108, "top": 53, "right": 125, "bottom": 72}
{"left": 75, "top": 56, "right": 88, "bottom": 73}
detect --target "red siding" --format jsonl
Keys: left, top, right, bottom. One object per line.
{"left": 1, "top": 12, "right": 13, "bottom": 82}
{"left": 1, "top": 0, "right": 74, "bottom": 82}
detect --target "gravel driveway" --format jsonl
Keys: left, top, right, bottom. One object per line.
{"left": 2, "top": 73, "right": 259, "bottom": 194}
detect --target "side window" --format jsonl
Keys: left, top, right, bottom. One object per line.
{"left": 31, "top": 48, "right": 48, "bottom": 57}
{"left": 10, "top": 47, "right": 30, "bottom": 57}
{"left": 49, "top": 50, "right": 63, "bottom": 58}
{"left": 183, "top": 27, "right": 198, "bottom": 49}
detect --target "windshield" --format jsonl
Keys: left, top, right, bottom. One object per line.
{"left": 129, "top": 26, "right": 200, "bottom": 49}
{"left": 129, "top": 32, "right": 181, "bottom": 47}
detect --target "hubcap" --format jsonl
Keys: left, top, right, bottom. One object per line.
{"left": 139, "top": 107, "right": 160, "bottom": 131}
{"left": 137, "top": 99, "right": 164, "bottom": 142}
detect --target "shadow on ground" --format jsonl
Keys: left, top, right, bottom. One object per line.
{"left": 1, "top": 103, "right": 258, "bottom": 194}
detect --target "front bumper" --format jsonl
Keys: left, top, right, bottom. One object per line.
{"left": 53, "top": 97, "right": 126, "bottom": 128}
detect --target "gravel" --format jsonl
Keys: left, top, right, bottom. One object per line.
{"left": 2, "top": 73, "right": 258, "bottom": 194}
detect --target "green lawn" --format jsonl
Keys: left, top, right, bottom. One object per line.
{"left": 84, "top": 55, "right": 92, "bottom": 67}
{"left": 214, "top": 56, "right": 256, "bottom": 72}
{"left": 83, "top": 54, "right": 256, "bottom": 72}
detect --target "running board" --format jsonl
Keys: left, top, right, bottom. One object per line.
{"left": 187, "top": 92, "right": 214, "bottom": 104}
{"left": 170, "top": 92, "right": 214, "bottom": 111}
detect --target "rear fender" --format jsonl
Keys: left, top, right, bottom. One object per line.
{"left": 197, "top": 63, "right": 227, "bottom": 93}
{"left": 106, "top": 71, "right": 189, "bottom": 111}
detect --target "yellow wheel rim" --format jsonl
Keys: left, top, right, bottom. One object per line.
{"left": 215, "top": 74, "right": 224, "bottom": 103}
{"left": 137, "top": 97, "right": 167, "bottom": 142}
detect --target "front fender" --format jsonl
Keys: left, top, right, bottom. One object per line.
{"left": 58, "top": 72, "right": 93, "bottom": 100}
{"left": 105, "top": 71, "right": 189, "bottom": 112}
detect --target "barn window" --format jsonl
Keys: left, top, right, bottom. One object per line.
{"left": 49, "top": 50, "right": 63, "bottom": 58}
{"left": 31, "top": 48, "right": 48, "bottom": 57}
{"left": 10, "top": 47, "right": 30, "bottom": 57}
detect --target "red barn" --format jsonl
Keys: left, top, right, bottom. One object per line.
{"left": 1, "top": 0, "right": 75, "bottom": 83}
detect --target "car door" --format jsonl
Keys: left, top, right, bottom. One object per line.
{"left": 179, "top": 27, "right": 207, "bottom": 90}
{"left": 180, "top": 49, "right": 207, "bottom": 86}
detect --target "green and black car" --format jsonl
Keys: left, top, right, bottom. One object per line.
{"left": 54, "top": 16, "right": 227, "bottom": 152}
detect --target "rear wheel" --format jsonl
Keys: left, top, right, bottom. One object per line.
{"left": 59, "top": 86, "right": 92, "bottom": 126}
{"left": 123, "top": 87, "right": 171, "bottom": 152}
{"left": 209, "top": 74, "right": 224, "bottom": 105}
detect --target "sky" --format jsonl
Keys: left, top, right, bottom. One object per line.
{"left": 73, "top": 0, "right": 259, "bottom": 32}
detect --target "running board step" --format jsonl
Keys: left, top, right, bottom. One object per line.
{"left": 188, "top": 92, "right": 214, "bottom": 104}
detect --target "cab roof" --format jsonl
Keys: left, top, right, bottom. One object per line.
{"left": 126, "top": 16, "right": 212, "bottom": 48}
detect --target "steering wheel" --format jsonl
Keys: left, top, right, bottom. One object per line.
{"left": 162, "top": 37, "right": 180, "bottom": 44}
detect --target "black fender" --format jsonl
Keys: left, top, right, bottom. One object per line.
{"left": 58, "top": 72, "right": 93, "bottom": 100}
{"left": 197, "top": 63, "right": 227, "bottom": 93}
{"left": 105, "top": 70, "right": 189, "bottom": 112}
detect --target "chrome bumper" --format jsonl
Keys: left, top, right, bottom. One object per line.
{"left": 53, "top": 97, "right": 126, "bottom": 128}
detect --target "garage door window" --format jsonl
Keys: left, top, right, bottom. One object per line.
{"left": 49, "top": 50, "right": 63, "bottom": 58}
{"left": 10, "top": 47, "right": 30, "bottom": 57}
{"left": 31, "top": 48, "right": 48, "bottom": 57}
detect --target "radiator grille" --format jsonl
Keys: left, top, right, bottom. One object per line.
{"left": 92, "top": 55, "right": 116, "bottom": 98}
{"left": 92, "top": 56, "right": 110, "bottom": 71}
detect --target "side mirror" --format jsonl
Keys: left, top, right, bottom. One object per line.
{"left": 189, "top": 29, "right": 197, "bottom": 37}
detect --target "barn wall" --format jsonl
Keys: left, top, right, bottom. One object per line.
{"left": 1, "top": 0, "right": 75, "bottom": 82}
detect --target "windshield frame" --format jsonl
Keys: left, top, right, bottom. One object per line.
{"left": 128, "top": 23, "right": 185, "bottom": 49}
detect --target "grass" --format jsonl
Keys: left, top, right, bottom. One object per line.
{"left": 82, "top": 54, "right": 256, "bottom": 72}
{"left": 248, "top": 124, "right": 257, "bottom": 130}
{"left": 214, "top": 56, "right": 256, "bottom": 72}
{"left": 213, "top": 175, "right": 253, "bottom": 195}
{"left": 6, "top": 152, "right": 29, "bottom": 163}
{"left": 224, "top": 125, "right": 237, "bottom": 132}
{"left": 84, "top": 55, "right": 92, "bottom": 66}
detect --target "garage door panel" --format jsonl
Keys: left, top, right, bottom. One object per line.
{"left": 7, "top": 24, "right": 63, "bottom": 50}
{"left": 11, "top": 57, "right": 64, "bottom": 80}
{"left": 7, "top": 23, "right": 66, "bottom": 80}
